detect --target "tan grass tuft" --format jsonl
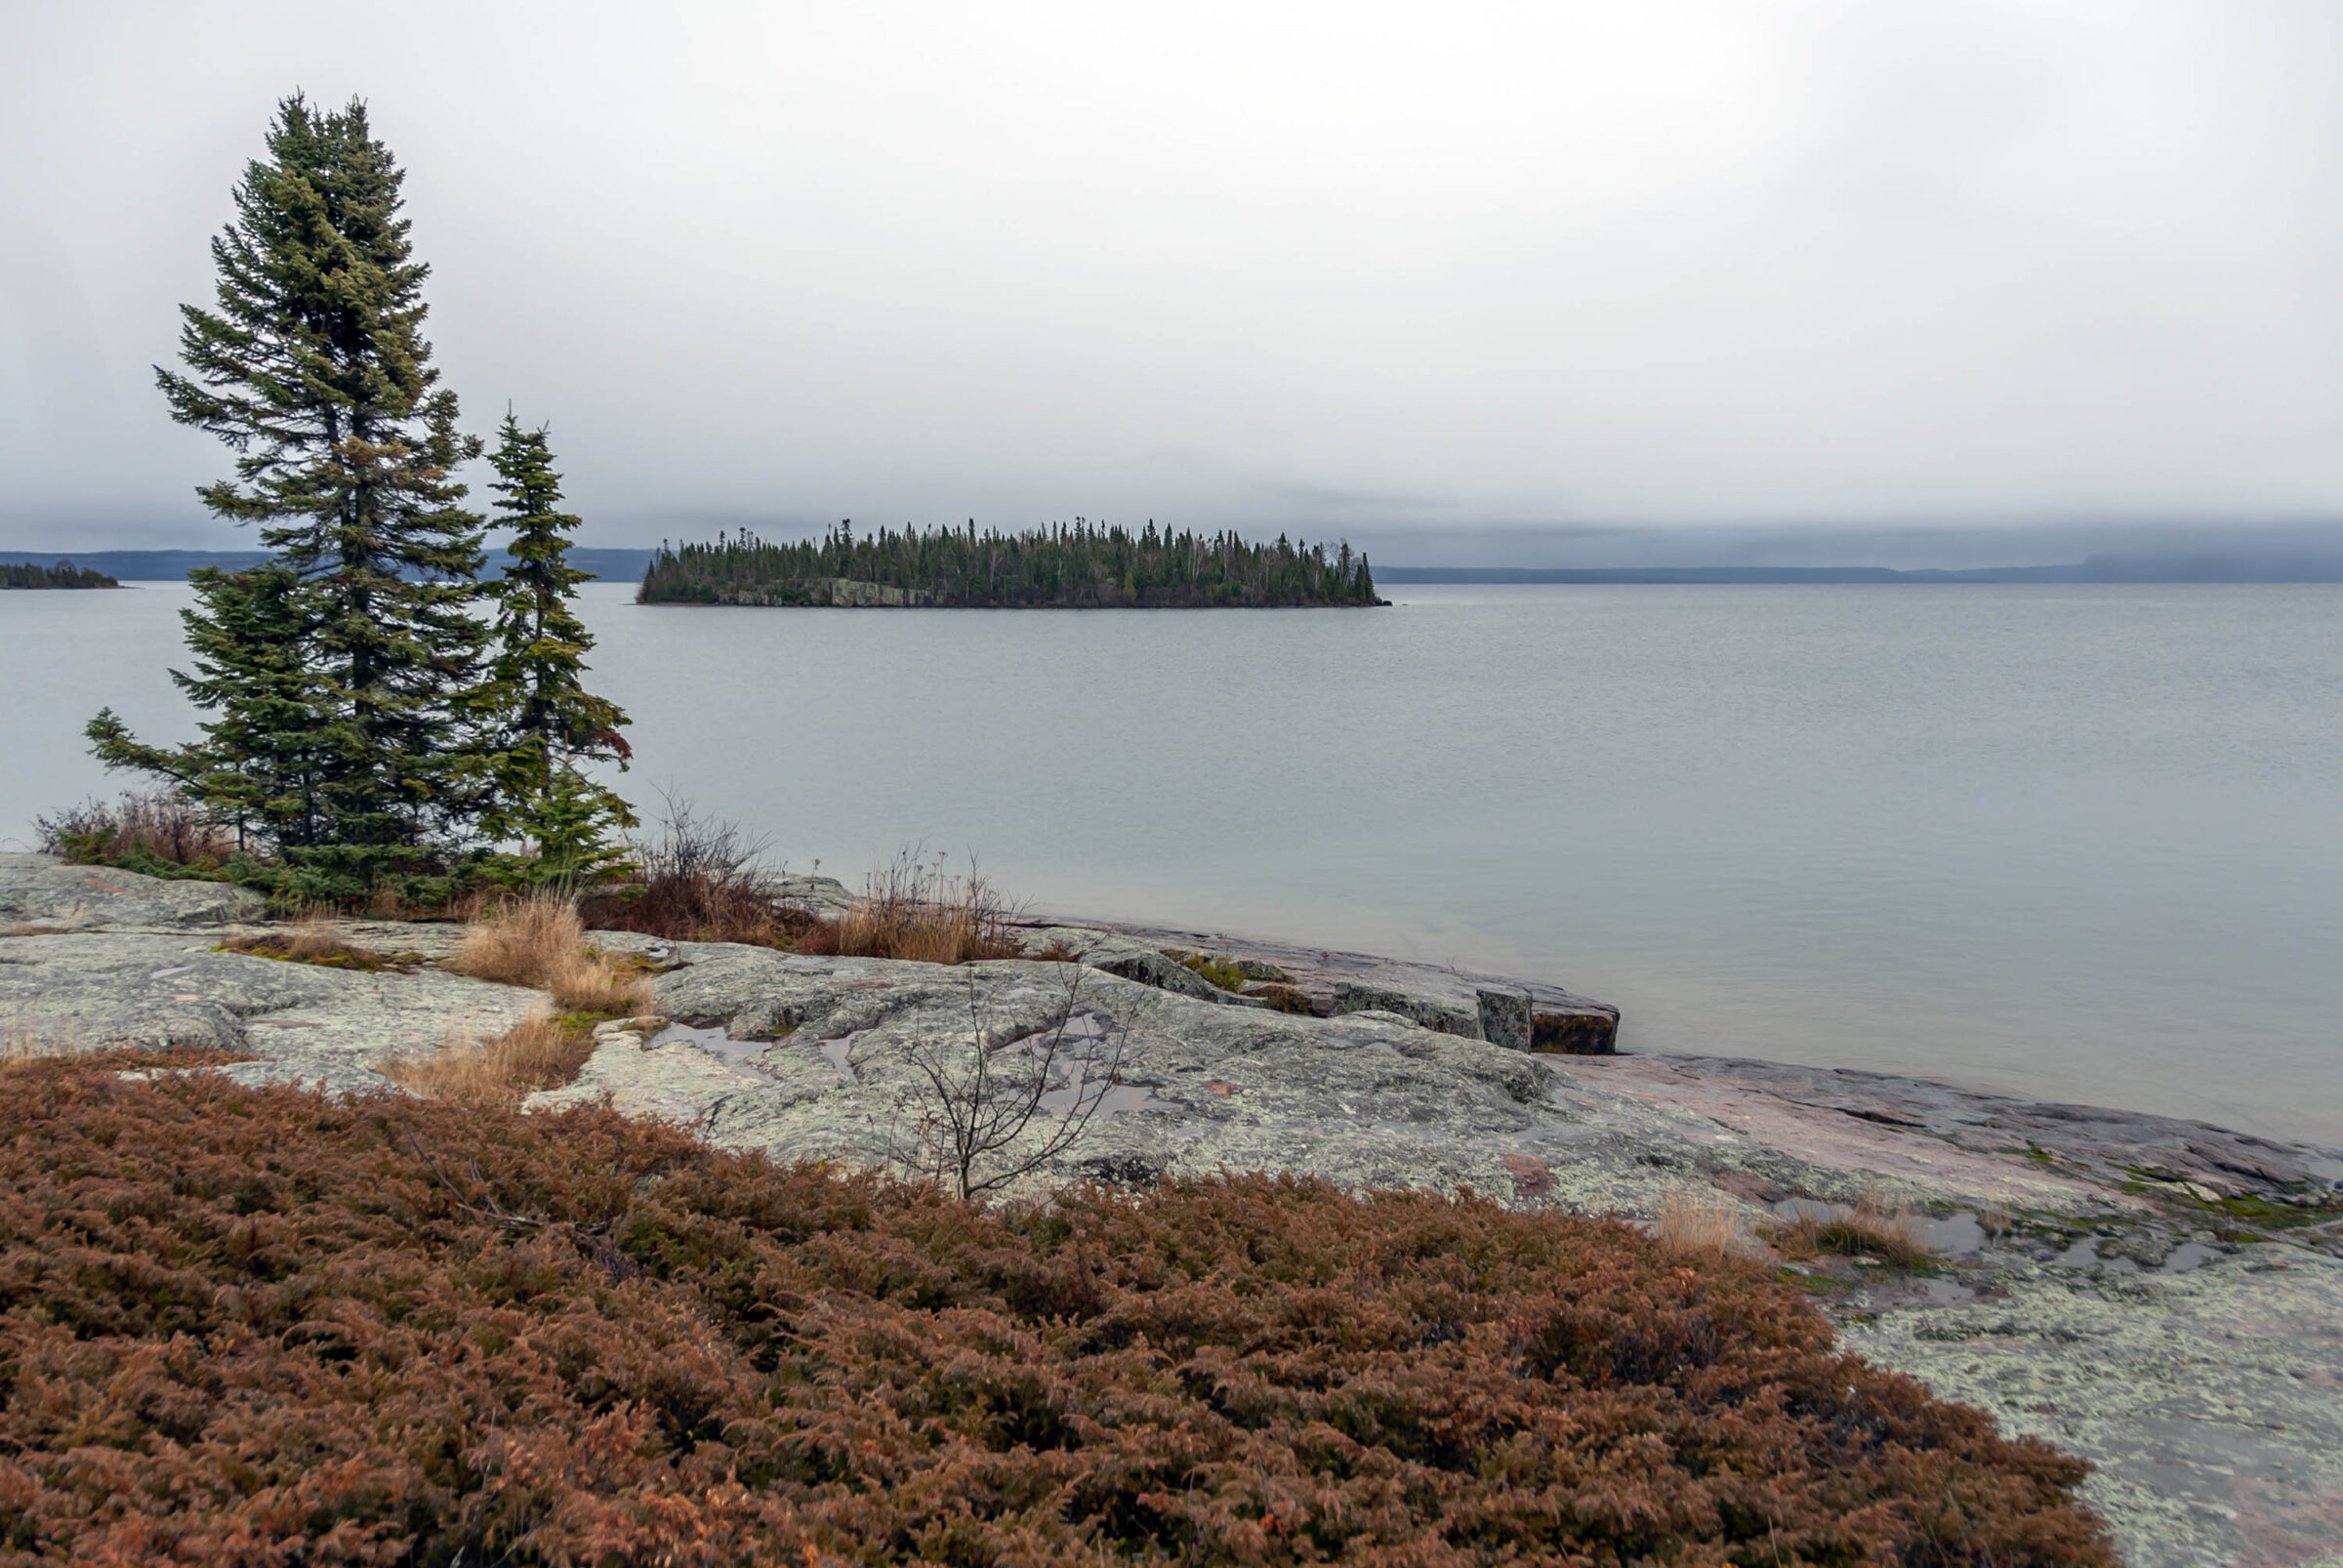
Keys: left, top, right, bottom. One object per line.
{"left": 448, "top": 899, "right": 586, "bottom": 987}
{"left": 447, "top": 899, "right": 649, "bottom": 1013}
{"left": 1655, "top": 1182, "right": 1753, "bottom": 1260}
{"left": 800, "top": 850, "right": 1023, "bottom": 965}
{"left": 276, "top": 912, "right": 355, "bottom": 961}
{"left": 547, "top": 949, "right": 649, "bottom": 1013}
{"left": 380, "top": 1013, "right": 595, "bottom": 1105}
{"left": 1769, "top": 1178, "right": 1931, "bottom": 1266}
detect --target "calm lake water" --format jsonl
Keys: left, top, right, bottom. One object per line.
{"left": 7, "top": 581, "right": 2339, "bottom": 1144}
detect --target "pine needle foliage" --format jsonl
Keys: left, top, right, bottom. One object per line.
{"left": 0, "top": 1056, "right": 2114, "bottom": 1566}
{"left": 639, "top": 518, "right": 1383, "bottom": 607}
{"left": 90, "top": 95, "right": 489, "bottom": 871}
{"left": 478, "top": 414, "right": 636, "bottom": 884}
{"left": 87, "top": 561, "right": 336, "bottom": 853}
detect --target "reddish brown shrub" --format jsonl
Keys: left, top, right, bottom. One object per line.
{"left": 577, "top": 804, "right": 821, "bottom": 949}
{"left": 0, "top": 1058, "right": 2112, "bottom": 1566}
{"left": 34, "top": 788, "right": 235, "bottom": 866}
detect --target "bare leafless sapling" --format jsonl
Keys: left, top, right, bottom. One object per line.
{"left": 894, "top": 963, "right": 1129, "bottom": 1202}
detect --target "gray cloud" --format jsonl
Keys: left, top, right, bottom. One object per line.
{"left": 3, "top": 0, "right": 2340, "bottom": 555}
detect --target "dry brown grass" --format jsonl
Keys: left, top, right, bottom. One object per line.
{"left": 379, "top": 1013, "right": 598, "bottom": 1105}
{"left": 548, "top": 949, "right": 650, "bottom": 1013}
{"left": 221, "top": 913, "right": 421, "bottom": 972}
{"left": 0, "top": 1022, "right": 49, "bottom": 1070}
{"left": 799, "top": 850, "right": 1024, "bottom": 965}
{"left": 4, "top": 923, "right": 70, "bottom": 938}
{"left": 1769, "top": 1180, "right": 1931, "bottom": 1266}
{"left": 448, "top": 899, "right": 584, "bottom": 986}
{"left": 447, "top": 899, "right": 650, "bottom": 1013}
{"left": 1655, "top": 1181, "right": 1755, "bottom": 1259}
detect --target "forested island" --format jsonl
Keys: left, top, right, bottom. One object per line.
{"left": 637, "top": 521, "right": 1383, "bottom": 607}
{"left": 2, "top": 559, "right": 119, "bottom": 590}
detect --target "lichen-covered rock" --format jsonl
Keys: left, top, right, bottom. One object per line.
{"left": 773, "top": 874, "right": 855, "bottom": 916}
{"left": 0, "top": 929, "right": 537, "bottom": 1094}
{"left": 0, "top": 852, "right": 265, "bottom": 930}
{"left": 1474, "top": 985, "right": 1534, "bottom": 1052}
{"left": 1330, "top": 965, "right": 1489, "bottom": 1039}
{"left": 1012, "top": 926, "right": 1226, "bottom": 1001}
{"left": 1838, "top": 1244, "right": 2343, "bottom": 1568}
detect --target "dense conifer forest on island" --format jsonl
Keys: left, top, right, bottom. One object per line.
{"left": 637, "top": 520, "right": 1385, "bottom": 607}
{"left": 1, "top": 559, "right": 118, "bottom": 589}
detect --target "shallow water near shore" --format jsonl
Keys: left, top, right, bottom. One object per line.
{"left": 7, "top": 580, "right": 2339, "bottom": 1144}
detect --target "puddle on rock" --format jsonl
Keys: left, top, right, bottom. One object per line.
{"left": 816, "top": 1030, "right": 868, "bottom": 1081}
{"left": 2053, "top": 1236, "right": 2103, "bottom": 1268}
{"left": 1917, "top": 1211, "right": 1987, "bottom": 1259}
{"left": 1027, "top": 1013, "right": 1166, "bottom": 1114}
{"left": 647, "top": 1021, "right": 768, "bottom": 1064}
{"left": 2160, "top": 1241, "right": 2221, "bottom": 1273}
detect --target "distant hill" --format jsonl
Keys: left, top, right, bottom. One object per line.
{"left": 1377, "top": 552, "right": 2343, "bottom": 584}
{"left": 0, "top": 548, "right": 661, "bottom": 583}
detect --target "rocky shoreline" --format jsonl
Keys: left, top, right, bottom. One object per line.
{"left": 4, "top": 849, "right": 2339, "bottom": 1568}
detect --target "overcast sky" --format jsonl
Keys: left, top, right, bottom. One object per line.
{"left": 4, "top": 1, "right": 2341, "bottom": 558}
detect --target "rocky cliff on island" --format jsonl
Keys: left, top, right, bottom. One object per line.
{"left": 4, "top": 850, "right": 2339, "bottom": 1567}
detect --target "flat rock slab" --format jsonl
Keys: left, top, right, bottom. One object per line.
{"left": 0, "top": 928, "right": 538, "bottom": 1095}
{"left": 0, "top": 851, "right": 265, "bottom": 929}
{"left": 1013, "top": 916, "right": 1620, "bottom": 1052}
{"left": 1584, "top": 1052, "right": 2343, "bottom": 1198}
{"left": 546, "top": 938, "right": 1570, "bottom": 1196}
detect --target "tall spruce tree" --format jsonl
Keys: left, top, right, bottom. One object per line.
{"left": 479, "top": 414, "right": 636, "bottom": 884}
{"left": 89, "top": 95, "right": 488, "bottom": 868}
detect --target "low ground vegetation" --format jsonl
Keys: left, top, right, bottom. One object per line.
{"left": 220, "top": 914, "right": 425, "bottom": 972}
{"left": 35, "top": 789, "right": 237, "bottom": 874}
{"left": 1165, "top": 947, "right": 1254, "bottom": 991}
{"left": 580, "top": 817, "right": 1024, "bottom": 964}
{"left": 1766, "top": 1182, "right": 1932, "bottom": 1268}
{"left": 380, "top": 1014, "right": 601, "bottom": 1106}
{"left": 575, "top": 800, "right": 815, "bottom": 946}
{"left": 1656, "top": 1180, "right": 1760, "bottom": 1260}
{"left": 798, "top": 849, "right": 1024, "bottom": 964}
{"left": 0, "top": 1056, "right": 2111, "bottom": 1565}
{"left": 445, "top": 898, "right": 650, "bottom": 1014}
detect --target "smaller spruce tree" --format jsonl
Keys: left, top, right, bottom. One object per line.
{"left": 478, "top": 414, "right": 635, "bottom": 886}
{"left": 88, "top": 561, "right": 335, "bottom": 854}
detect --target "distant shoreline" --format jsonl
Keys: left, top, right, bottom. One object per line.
{"left": 1378, "top": 557, "right": 2343, "bottom": 584}
{"left": 12, "top": 548, "right": 2343, "bottom": 587}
